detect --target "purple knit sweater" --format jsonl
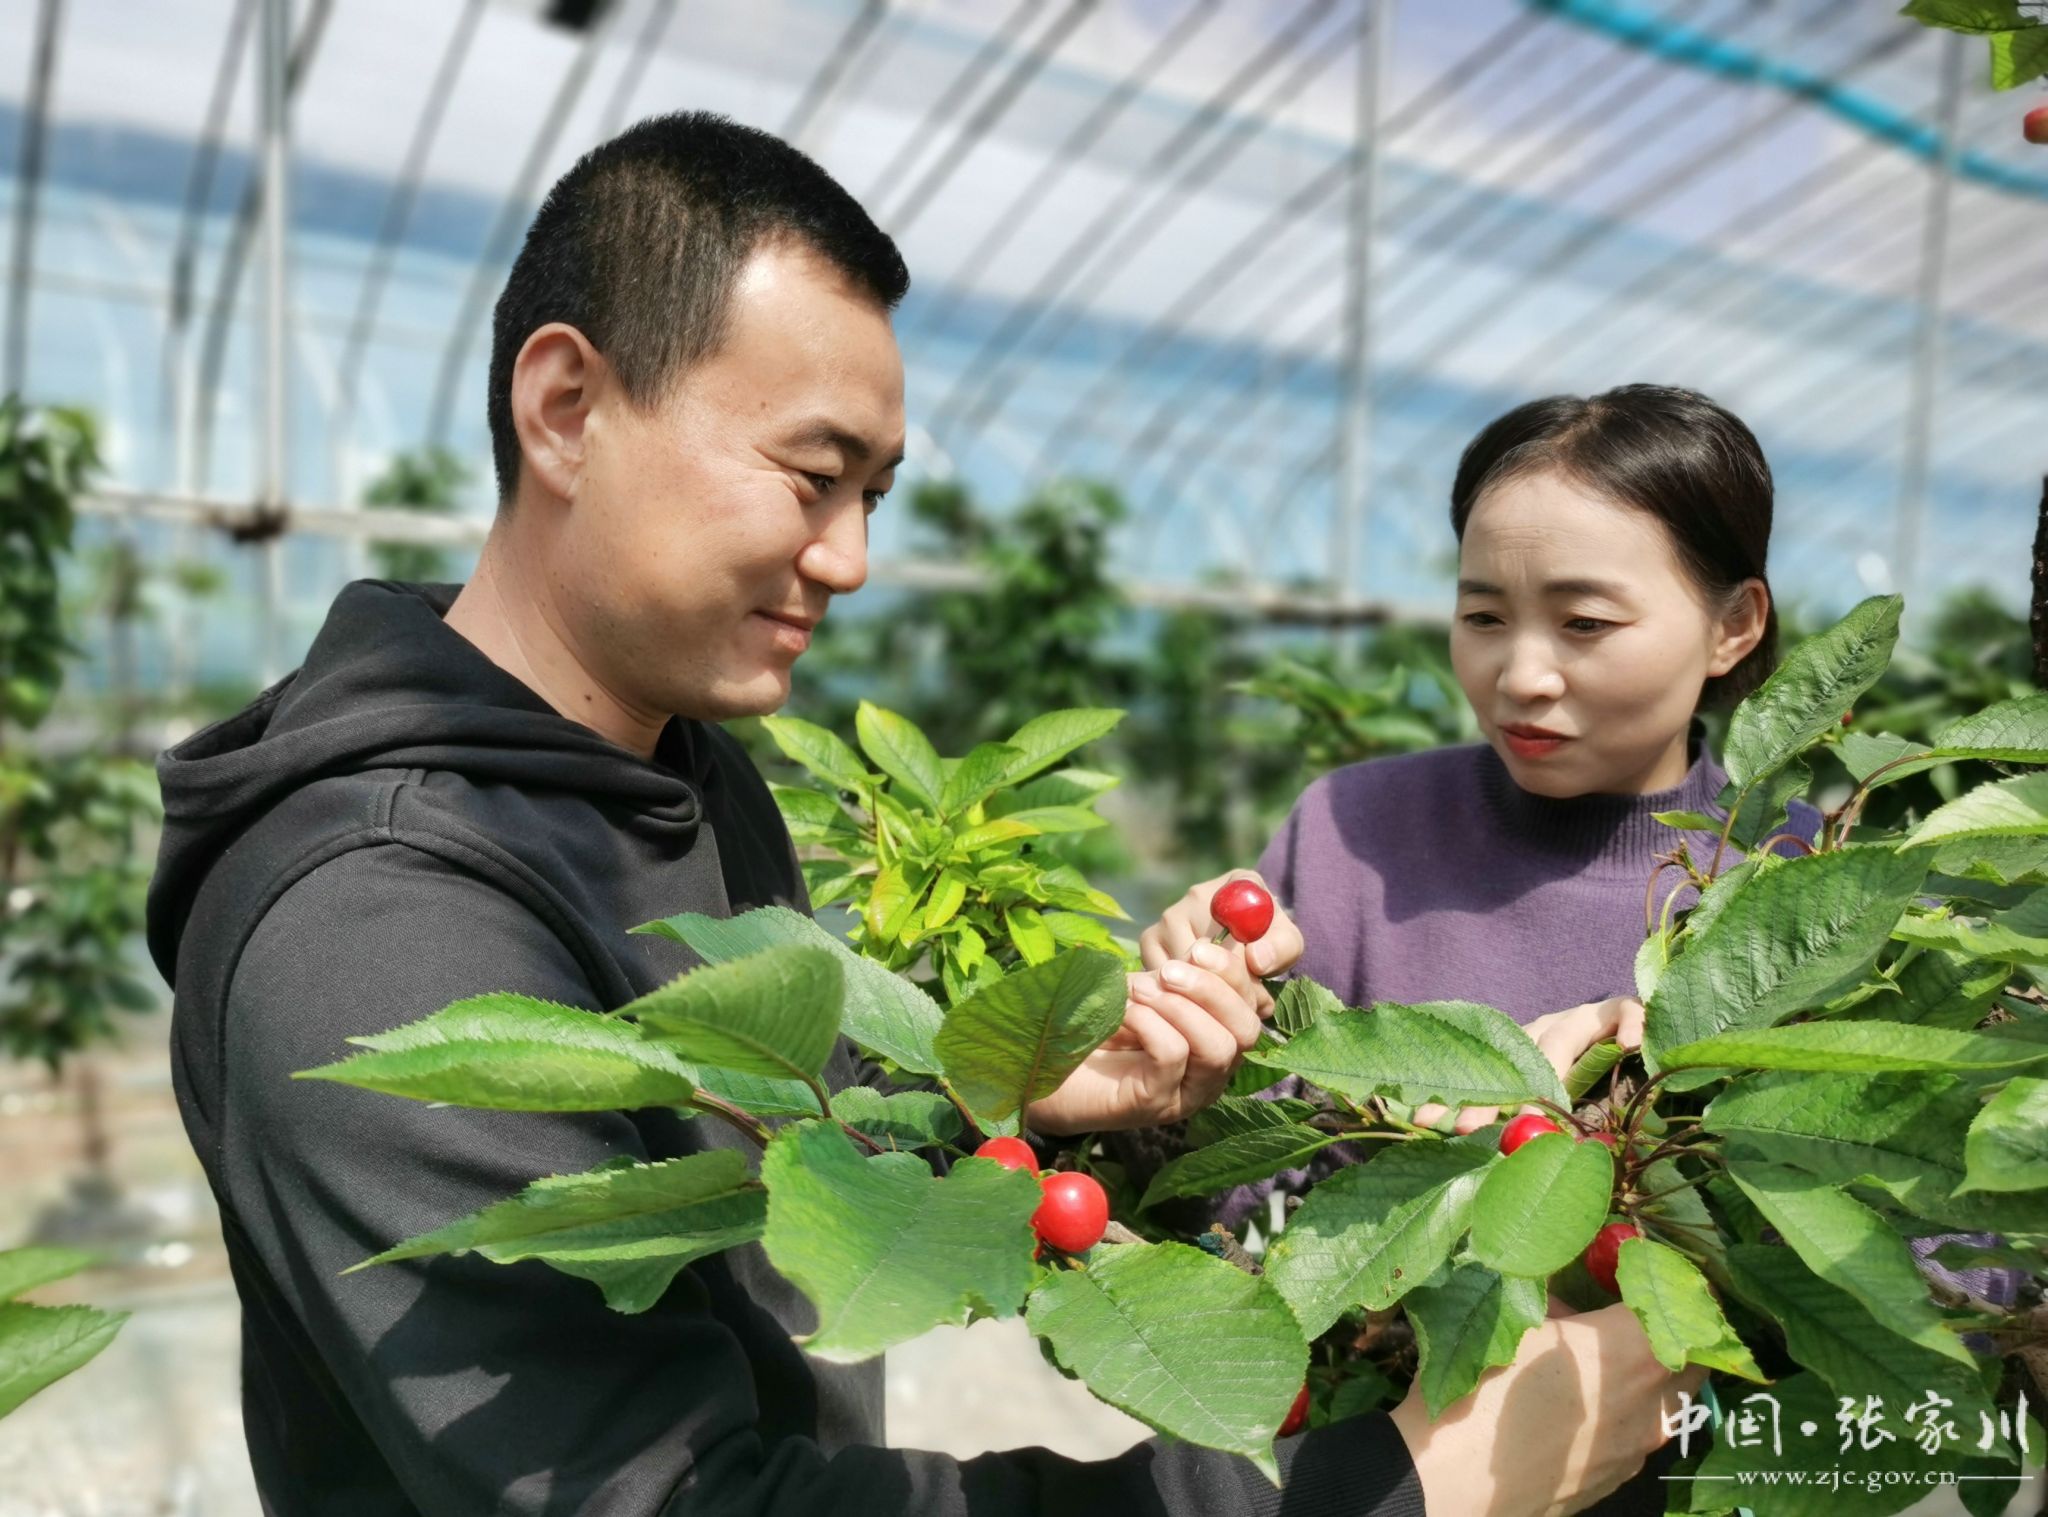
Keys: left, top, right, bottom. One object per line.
{"left": 1227, "top": 739, "right": 2010, "bottom": 1306}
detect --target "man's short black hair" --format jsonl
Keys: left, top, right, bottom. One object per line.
{"left": 486, "top": 111, "right": 910, "bottom": 503}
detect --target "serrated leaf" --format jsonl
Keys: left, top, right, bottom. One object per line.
{"left": 1723, "top": 1244, "right": 1998, "bottom": 1435}
{"left": 771, "top": 784, "right": 862, "bottom": 846}
{"left": 1565, "top": 1040, "right": 1626, "bottom": 1102}
{"left": 1264, "top": 1141, "right": 1495, "bottom": 1336}
{"left": 1723, "top": 595, "right": 1900, "bottom": 794}
{"left": 1644, "top": 847, "right": 1930, "bottom": 1072}
{"left": 1838, "top": 730, "right": 1943, "bottom": 787}
{"left": 1706, "top": 1075, "right": 2047, "bottom": 1233}
{"left": 1723, "top": 1156, "right": 1974, "bottom": 1368}
{"left": 829, "top": 1087, "right": 964, "bottom": 1150}
{"left": 1909, "top": 772, "right": 2048, "bottom": 849}
{"left": 853, "top": 702, "right": 945, "bottom": 810}
{"left": 1139, "top": 1126, "right": 1343, "bottom": 1210}
{"left": 1404, "top": 1263, "right": 1547, "bottom": 1417}
{"left": 939, "top": 743, "right": 1024, "bottom": 817}
{"left": 1027, "top": 1241, "right": 1306, "bottom": 1484}
{"left": 1899, "top": 1, "right": 2028, "bottom": 37}
{"left": 1720, "top": 757, "right": 1813, "bottom": 852}
{"left": 1653, "top": 809, "right": 1722, "bottom": 832}
{"left": 1612, "top": 1237, "right": 1763, "bottom": 1381}
{"left": 1003, "top": 906, "right": 1057, "bottom": 966}
{"left": 935, "top": 950, "right": 1128, "bottom": 1123}
{"left": 994, "top": 709, "right": 1124, "bottom": 787}
{"left": 1469, "top": 1131, "right": 1614, "bottom": 1278}
{"left": 1662, "top": 1018, "right": 2048, "bottom": 1074}
{"left": 349, "top": 1151, "right": 765, "bottom": 1313}
{"left": 986, "top": 805, "right": 1106, "bottom": 836}
{"left": 1272, "top": 977, "right": 1341, "bottom": 1037}
{"left": 984, "top": 767, "right": 1120, "bottom": 817}
{"left": 294, "top": 992, "right": 706, "bottom": 1111}
{"left": 759, "top": 715, "right": 872, "bottom": 793}
{"left": 1929, "top": 1239, "right": 2046, "bottom": 1274}
{"left": 1990, "top": 23, "right": 2048, "bottom": 87}
{"left": 628, "top": 947, "right": 842, "bottom": 1083}
{"left": 1838, "top": 948, "right": 2006, "bottom": 1030}
{"left": 1186, "top": 1095, "right": 1322, "bottom": 1146}
{"left": 0, "top": 1301, "right": 127, "bottom": 1420}
{"left": 1961, "top": 1076, "right": 2048, "bottom": 1193}
{"left": 1246, "top": 1001, "right": 1565, "bottom": 1110}
{"left": 0, "top": 1247, "right": 97, "bottom": 1304}
{"left": 953, "top": 818, "right": 1039, "bottom": 852}
{"left": 761, "top": 1122, "right": 1039, "bottom": 1362}
{"left": 1931, "top": 835, "right": 2048, "bottom": 886}
{"left": 923, "top": 871, "right": 968, "bottom": 932}
{"left": 638, "top": 906, "right": 944, "bottom": 1076}
{"left": 1894, "top": 905, "right": 2048, "bottom": 963}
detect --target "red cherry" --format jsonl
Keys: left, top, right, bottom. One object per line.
{"left": 1584, "top": 1221, "right": 1640, "bottom": 1295}
{"left": 1840, "top": 711, "right": 1854, "bottom": 727}
{"left": 1032, "top": 1171, "right": 1109, "bottom": 1254}
{"left": 1210, "top": 878, "right": 1276, "bottom": 944}
{"left": 974, "top": 1136, "right": 1038, "bottom": 1174}
{"left": 2024, "top": 105, "right": 2048, "bottom": 145}
{"left": 1278, "top": 1382, "right": 1311, "bottom": 1438}
{"left": 1499, "top": 1114, "right": 1563, "bottom": 1155}
{"left": 1586, "top": 1131, "right": 1619, "bottom": 1151}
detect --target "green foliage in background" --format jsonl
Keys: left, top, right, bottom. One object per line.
{"left": 0, "top": 1247, "right": 126, "bottom": 1423}
{"left": 1902, "top": 1, "right": 2048, "bottom": 89}
{"left": 364, "top": 447, "right": 469, "bottom": 583}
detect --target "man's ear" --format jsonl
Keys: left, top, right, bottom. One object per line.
{"left": 1707, "top": 577, "right": 1769, "bottom": 677}
{"left": 508, "top": 323, "right": 604, "bottom": 505}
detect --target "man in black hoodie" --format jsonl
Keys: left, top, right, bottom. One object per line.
{"left": 146, "top": 112, "right": 1689, "bottom": 1517}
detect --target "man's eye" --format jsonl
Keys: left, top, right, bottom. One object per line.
{"left": 803, "top": 473, "right": 836, "bottom": 497}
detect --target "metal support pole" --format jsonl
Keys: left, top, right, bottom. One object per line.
{"left": 1330, "top": 0, "right": 1392, "bottom": 602}
{"left": 1893, "top": 32, "right": 1964, "bottom": 608}
{"left": 5, "top": 0, "right": 63, "bottom": 397}
{"left": 259, "top": 0, "right": 291, "bottom": 683}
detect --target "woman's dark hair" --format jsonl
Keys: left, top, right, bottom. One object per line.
{"left": 1448, "top": 383, "right": 1777, "bottom": 708}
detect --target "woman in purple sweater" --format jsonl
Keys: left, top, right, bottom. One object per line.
{"left": 1147, "top": 383, "right": 1781, "bottom": 1122}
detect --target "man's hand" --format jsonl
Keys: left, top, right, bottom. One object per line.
{"left": 1137, "top": 868, "right": 1305, "bottom": 1015}
{"left": 1388, "top": 1302, "right": 1707, "bottom": 1517}
{"left": 1413, "top": 995, "right": 1646, "bottom": 1135}
{"left": 1023, "top": 957, "right": 1268, "bottom": 1135}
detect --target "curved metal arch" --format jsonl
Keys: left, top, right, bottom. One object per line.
{"left": 929, "top": 0, "right": 1349, "bottom": 448}
{"left": 5, "top": 0, "right": 65, "bottom": 397}
{"left": 189, "top": 0, "right": 335, "bottom": 496}
{"left": 780, "top": 0, "right": 888, "bottom": 147}
{"left": 331, "top": 0, "right": 489, "bottom": 497}
{"left": 423, "top": 0, "right": 622, "bottom": 453}
{"left": 593, "top": 0, "right": 687, "bottom": 144}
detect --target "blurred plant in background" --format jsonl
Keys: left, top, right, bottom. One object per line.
{"left": 0, "top": 397, "right": 162, "bottom": 1236}
{"left": 364, "top": 446, "right": 470, "bottom": 583}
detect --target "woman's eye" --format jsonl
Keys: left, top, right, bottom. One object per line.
{"left": 862, "top": 489, "right": 888, "bottom": 512}
{"left": 1460, "top": 612, "right": 1501, "bottom": 628}
{"left": 1565, "top": 617, "right": 1611, "bottom": 634}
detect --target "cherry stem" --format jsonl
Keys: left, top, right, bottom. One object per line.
{"left": 1617, "top": 1068, "right": 1674, "bottom": 1141}
{"left": 1833, "top": 753, "right": 1927, "bottom": 850}
{"left": 1643, "top": 858, "right": 1688, "bottom": 937}
{"left": 1706, "top": 788, "right": 1747, "bottom": 881}
{"left": 687, "top": 1091, "right": 772, "bottom": 1147}
{"left": 1751, "top": 831, "right": 1815, "bottom": 858}
{"left": 836, "top": 1119, "right": 886, "bottom": 1155}
{"left": 941, "top": 1081, "right": 984, "bottom": 1141}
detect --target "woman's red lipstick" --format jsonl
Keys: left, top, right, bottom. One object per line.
{"left": 1501, "top": 723, "right": 1570, "bottom": 760}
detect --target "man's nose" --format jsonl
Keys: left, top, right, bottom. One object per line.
{"left": 797, "top": 499, "right": 869, "bottom": 597}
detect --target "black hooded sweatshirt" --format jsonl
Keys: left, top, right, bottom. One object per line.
{"left": 145, "top": 581, "right": 1425, "bottom": 1517}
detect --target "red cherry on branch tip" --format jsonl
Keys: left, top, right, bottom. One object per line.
{"left": 1499, "top": 1113, "right": 1563, "bottom": 1155}
{"left": 974, "top": 1136, "right": 1038, "bottom": 1174}
{"left": 1211, "top": 879, "right": 1276, "bottom": 944}
{"left": 1584, "top": 1221, "right": 1640, "bottom": 1295}
{"left": 2024, "top": 105, "right": 2048, "bottom": 145}
{"left": 1032, "top": 1171, "right": 1109, "bottom": 1254}
{"left": 1278, "top": 1383, "right": 1311, "bottom": 1438}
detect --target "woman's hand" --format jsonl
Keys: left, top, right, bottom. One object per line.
{"left": 1387, "top": 1302, "right": 1706, "bottom": 1517}
{"left": 1413, "top": 995, "right": 1646, "bottom": 1135}
{"left": 1137, "top": 869, "right": 1306, "bottom": 1013}
{"left": 1023, "top": 959, "right": 1268, "bottom": 1135}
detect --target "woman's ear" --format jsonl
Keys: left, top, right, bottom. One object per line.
{"left": 508, "top": 322, "right": 605, "bottom": 505}
{"left": 1707, "top": 577, "right": 1770, "bottom": 677}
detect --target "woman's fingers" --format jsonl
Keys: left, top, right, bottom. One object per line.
{"left": 1130, "top": 973, "right": 1242, "bottom": 1110}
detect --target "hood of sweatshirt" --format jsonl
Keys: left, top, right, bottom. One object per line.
{"left": 145, "top": 579, "right": 715, "bottom": 983}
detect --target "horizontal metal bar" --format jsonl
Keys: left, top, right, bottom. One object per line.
{"left": 75, "top": 487, "right": 1430, "bottom": 626}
